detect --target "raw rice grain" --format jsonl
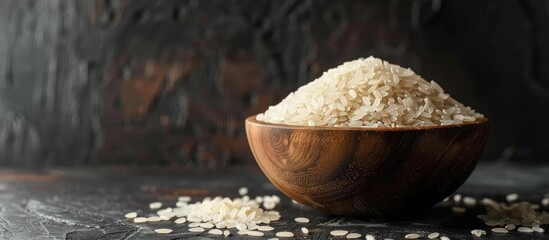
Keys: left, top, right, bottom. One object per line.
{"left": 154, "top": 228, "right": 173, "bottom": 234}
{"left": 294, "top": 217, "right": 309, "bottom": 223}
{"left": 124, "top": 212, "right": 137, "bottom": 219}
{"left": 346, "top": 233, "right": 362, "bottom": 239}
{"left": 330, "top": 230, "right": 349, "bottom": 236}
{"left": 428, "top": 232, "right": 440, "bottom": 239}
{"left": 276, "top": 231, "right": 294, "bottom": 238}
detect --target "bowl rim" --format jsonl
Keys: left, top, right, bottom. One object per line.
{"left": 246, "top": 115, "right": 489, "bottom": 132}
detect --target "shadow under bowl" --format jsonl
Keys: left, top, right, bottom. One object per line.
{"left": 245, "top": 115, "right": 489, "bottom": 217}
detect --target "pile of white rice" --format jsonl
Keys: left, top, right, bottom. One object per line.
{"left": 256, "top": 56, "right": 484, "bottom": 127}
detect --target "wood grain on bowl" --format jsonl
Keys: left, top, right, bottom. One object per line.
{"left": 245, "top": 115, "right": 490, "bottom": 217}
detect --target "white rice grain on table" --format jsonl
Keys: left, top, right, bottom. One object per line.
{"left": 247, "top": 231, "right": 265, "bottom": 237}
{"left": 404, "top": 233, "right": 421, "bottom": 239}
{"left": 506, "top": 193, "right": 519, "bottom": 202}
{"left": 149, "top": 202, "right": 162, "bottom": 209}
{"left": 275, "top": 231, "right": 294, "bottom": 238}
{"left": 504, "top": 224, "right": 515, "bottom": 230}
{"left": 294, "top": 217, "right": 310, "bottom": 223}
{"left": 463, "top": 196, "right": 477, "bottom": 206}
{"left": 346, "top": 233, "right": 362, "bottom": 239}
{"left": 188, "top": 222, "right": 201, "bottom": 227}
{"left": 440, "top": 236, "right": 450, "bottom": 240}
{"left": 517, "top": 227, "right": 534, "bottom": 233}
{"left": 532, "top": 226, "right": 545, "bottom": 233}
{"left": 174, "top": 217, "right": 186, "bottom": 224}
{"left": 133, "top": 217, "right": 147, "bottom": 223}
{"left": 330, "top": 230, "right": 349, "bottom": 237}
{"left": 365, "top": 234, "right": 375, "bottom": 240}
{"left": 208, "top": 229, "right": 223, "bottom": 235}
{"left": 154, "top": 228, "right": 173, "bottom": 234}
{"left": 428, "top": 232, "right": 440, "bottom": 239}
{"left": 188, "top": 227, "right": 205, "bottom": 233}
{"left": 542, "top": 197, "right": 549, "bottom": 206}
{"left": 491, "top": 228, "right": 508, "bottom": 233}
{"left": 238, "top": 187, "right": 248, "bottom": 195}
{"left": 178, "top": 196, "right": 191, "bottom": 202}
{"left": 470, "top": 229, "right": 486, "bottom": 237}
{"left": 159, "top": 212, "right": 176, "bottom": 220}
{"left": 200, "top": 222, "right": 214, "bottom": 228}
{"left": 301, "top": 227, "right": 309, "bottom": 234}
{"left": 156, "top": 208, "right": 172, "bottom": 215}
{"left": 124, "top": 212, "right": 137, "bottom": 219}
{"left": 258, "top": 226, "right": 274, "bottom": 231}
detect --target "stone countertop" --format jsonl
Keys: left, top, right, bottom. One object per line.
{"left": 0, "top": 163, "right": 548, "bottom": 240}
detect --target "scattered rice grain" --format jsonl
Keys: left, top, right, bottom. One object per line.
{"left": 404, "top": 233, "right": 421, "bottom": 239}
{"left": 491, "top": 228, "right": 508, "bottom": 233}
{"left": 189, "top": 227, "right": 205, "bottom": 233}
{"left": 247, "top": 231, "right": 265, "bottom": 237}
{"left": 258, "top": 226, "right": 274, "bottom": 231}
{"left": 330, "top": 230, "right": 349, "bottom": 236}
{"left": 200, "top": 222, "right": 214, "bottom": 229}
{"left": 133, "top": 217, "right": 147, "bottom": 223}
{"left": 149, "top": 202, "right": 162, "bottom": 209}
{"left": 517, "top": 227, "right": 534, "bottom": 233}
{"left": 428, "top": 232, "right": 440, "bottom": 239}
{"left": 542, "top": 198, "right": 549, "bottom": 207}
{"left": 209, "top": 229, "right": 223, "bottom": 235}
{"left": 276, "top": 231, "right": 294, "bottom": 238}
{"left": 238, "top": 187, "right": 248, "bottom": 196}
{"left": 174, "top": 217, "right": 186, "bottom": 224}
{"left": 505, "top": 224, "right": 515, "bottom": 230}
{"left": 124, "top": 212, "right": 137, "bottom": 219}
{"left": 506, "top": 193, "right": 519, "bottom": 202}
{"left": 189, "top": 222, "right": 201, "bottom": 227}
{"left": 154, "top": 228, "right": 173, "bottom": 234}
{"left": 178, "top": 196, "right": 191, "bottom": 202}
{"left": 470, "top": 229, "right": 486, "bottom": 237}
{"left": 463, "top": 196, "right": 477, "bottom": 206}
{"left": 346, "top": 233, "right": 362, "bottom": 239}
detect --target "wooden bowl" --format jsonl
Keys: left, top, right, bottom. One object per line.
{"left": 245, "top": 115, "right": 489, "bottom": 217}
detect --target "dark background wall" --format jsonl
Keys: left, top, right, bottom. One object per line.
{"left": 1, "top": 0, "right": 548, "bottom": 167}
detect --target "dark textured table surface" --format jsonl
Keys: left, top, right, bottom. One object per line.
{"left": 0, "top": 163, "right": 548, "bottom": 240}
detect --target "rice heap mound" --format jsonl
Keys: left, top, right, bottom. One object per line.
{"left": 257, "top": 56, "right": 484, "bottom": 127}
